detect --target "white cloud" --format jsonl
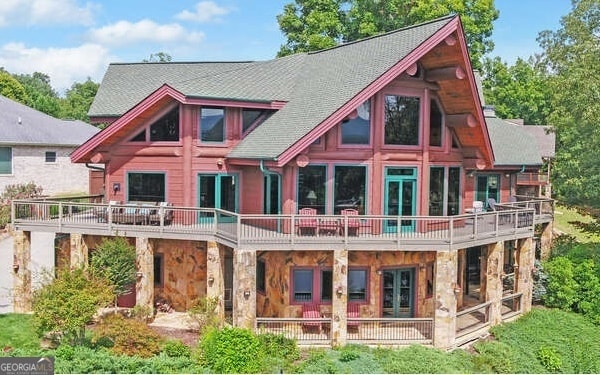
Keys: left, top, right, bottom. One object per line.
{"left": 0, "top": 42, "right": 112, "bottom": 93}
{"left": 0, "top": 0, "right": 96, "bottom": 27}
{"left": 87, "top": 19, "right": 205, "bottom": 47}
{"left": 176, "top": 1, "right": 232, "bottom": 23}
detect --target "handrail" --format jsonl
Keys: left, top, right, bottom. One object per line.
{"left": 456, "top": 301, "right": 491, "bottom": 317}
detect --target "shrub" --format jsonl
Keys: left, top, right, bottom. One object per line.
{"left": 92, "top": 314, "right": 163, "bottom": 358}
{"left": 573, "top": 260, "right": 600, "bottom": 323}
{"left": 162, "top": 339, "right": 191, "bottom": 358}
{"left": 538, "top": 345, "right": 562, "bottom": 372}
{"left": 187, "top": 296, "right": 220, "bottom": 333}
{"left": 532, "top": 260, "right": 548, "bottom": 303}
{"left": 543, "top": 257, "right": 578, "bottom": 310}
{"left": 32, "top": 267, "right": 114, "bottom": 345}
{"left": 199, "top": 326, "right": 265, "bottom": 373}
{"left": 472, "top": 341, "right": 517, "bottom": 373}
{"left": 257, "top": 333, "right": 299, "bottom": 373}
{"left": 0, "top": 182, "right": 44, "bottom": 228}
{"left": 89, "top": 237, "right": 137, "bottom": 300}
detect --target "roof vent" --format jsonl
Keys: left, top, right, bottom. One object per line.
{"left": 17, "top": 116, "right": 22, "bottom": 124}
{"left": 483, "top": 105, "right": 495, "bottom": 118}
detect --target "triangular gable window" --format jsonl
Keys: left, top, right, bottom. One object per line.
{"left": 131, "top": 129, "right": 146, "bottom": 142}
{"left": 150, "top": 107, "right": 179, "bottom": 141}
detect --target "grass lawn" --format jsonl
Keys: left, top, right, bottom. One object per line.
{"left": 2, "top": 308, "right": 600, "bottom": 373}
{"left": 553, "top": 203, "right": 600, "bottom": 242}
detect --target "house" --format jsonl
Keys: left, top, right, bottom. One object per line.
{"left": 11, "top": 15, "right": 554, "bottom": 349}
{"left": 0, "top": 95, "right": 101, "bottom": 196}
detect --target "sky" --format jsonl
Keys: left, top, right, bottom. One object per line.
{"left": 0, "top": 0, "right": 573, "bottom": 94}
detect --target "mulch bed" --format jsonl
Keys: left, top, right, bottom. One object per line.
{"left": 149, "top": 326, "right": 199, "bottom": 347}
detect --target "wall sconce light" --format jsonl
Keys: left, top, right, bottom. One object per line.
{"left": 505, "top": 173, "right": 511, "bottom": 178}
{"left": 208, "top": 275, "right": 215, "bottom": 284}
{"left": 513, "top": 261, "right": 519, "bottom": 270}
{"left": 453, "top": 283, "right": 462, "bottom": 294}
{"left": 467, "top": 171, "right": 475, "bottom": 177}
{"left": 336, "top": 286, "right": 344, "bottom": 297}
{"left": 112, "top": 182, "right": 121, "bottom": 194}
{"left": 376, "top": 270, "right": 382, "bottom": 276}
{"left": 136, "top": 271, "right": 143, "bottom": 279}
{"left": 243, "top": 289, "right": 251, "bottom": 298}
{"left": 12, "top": 263, "right": 19, "bottom": 273}
{"left": 216, "top": 158, "right": 225, "bottom": 167}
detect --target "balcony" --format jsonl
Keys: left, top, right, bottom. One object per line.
{"left": 516, "top": 173, "right": 549, "bottom": 186}
{"left": 11, "top": 198, "right": 553, "bottom": 251}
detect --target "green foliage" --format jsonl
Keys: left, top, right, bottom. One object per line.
{"left": 373, "top": 345, "right": 474, "bottom": 373}
{"left": 13, "top": 72, "right": 61, "bottom": 118}
{"left": 199, "top": 326, "right": 265, "bottom": 373}
{"left": 162, "top": 340, "right": 191, "bottom": 358}
{"left": 187, "top": 296, "right": 220, "bottom": 333}
{"left": 538, "top": 345, "right": 562, "bottom": 372}
{"left": 0, "top": 314, "right": 41, "bottom": 352}
{"left": 143, "top": 52, "right": 173, "bottom": 63}
{"left": 532, "top": 260, "right": 548, "bottom": 303}
{"left": 92, "top": 314, "right": 163, "bottom": 358}
{"left": 257, "top": 332, "right": 300, "bottom": 361}
{"left": 0, "top": 182, "right": 44, "bottom": 228}
{"left": 90, "top": 237, "right": 136, "bottom": 298}
{"left": 32, "top": 267, "right": 114, "bottom": 345}
{"left": 472, "top": 341, "right": 517, "bottom": 373}
{"left": 543, "top": 256, "right": 578, "bottom": 309}
{"left": 60, "top": 78, "right": 99, "bottom": 122}
{"left": 0, "top": 70, "right": 29, "bottom": 104}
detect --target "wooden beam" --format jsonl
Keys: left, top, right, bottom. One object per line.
{"left": 463, "top": 158, "right": 487, "bottom": 170}
{"left": 405, "top": 62, "right": 418, "bottom": 76}
{"left": 425, "top": 66, "right": 466, "bottom": 82}
{"left": 461, "top": 147, "right": 483, "bottom": 159}
{"left": 446, "top": 113, "right": 477, "bottom": 128}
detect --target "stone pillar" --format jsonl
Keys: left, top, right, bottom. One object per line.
{"left": 136, "top": 237, "right": 154, "bottom": 314}
{"left": 516, "top": 238, "right": 535, "bottom": 313}
{"left": 13, "top": 230, "right": 32, "bottom": 313}
{"left": 433, "top": 250, "right": 457, "bottom": 349}
{"left": 539, "top": 222, "right": 553, "bottom": 260}
{"left": 70, "top": 233, "right": 88, "bottom": 269}
{"left": 206, "top": 241, "right": 225, "bottom": 321}
{"left": 233, "top": 248, "right": 256, "bottom": 330}
{"left": 485, "top": 241, "right": 504, "bottom": 326}
{"left": 331, "top": 248, "right": 348, "bottom": 347}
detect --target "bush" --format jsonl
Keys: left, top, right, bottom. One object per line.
{"left": 257, "top": 333, "right": 299, "bottom": 373}
{"left": 532, "top": 260, "right": 548, "bottom": 303}
{"left": 90, "top": 237, "right": 137, "bottom": 299}
{"left": 162, "top": 340, "right": 191, "bottom": 358}
{"left": 543, "top": 257, "right": 578, "bottom": 310}
{"left": 199, "top": 326, "right": 265, "bottom": 373}
{"left": 187, "top": 296, "right": 220, "bottom": 333}
{"left": 0, "top": 182, "right": 44, "bottom": 228}
{"left": 92, "top": 314, "right": 163, "bottom": 358}
{"left": 538, "top": 345, "right": 562, "bottom": 372}
{"left": 32, "top": 267, "right": 114, "bottom": 345}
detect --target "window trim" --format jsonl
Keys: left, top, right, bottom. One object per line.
{"left": 338, "top": 99, "right": 373, "bottom": 148}
{"left": 348, "top": 267, "right": 369, "bottom": 303}
{"left": 429, "top": 98, "right": 445, "bottom": 148}
{"left": 200, "top": 106, "right": 226, "bottom": 144}
{"left": 290, "top": 266, "right": 369, "bottom": 305}
{"left": 382, "top": 93, "right": 422, "bottom": 148}
{"left": 126, "top": 171, "right": 167, "bottom": 203}
{"left": 127, "top": 104, "right": 181, "bottom": 144}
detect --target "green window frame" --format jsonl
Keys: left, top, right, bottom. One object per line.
{"left": 0, "top": 147, "right": 12, "bottom": 174}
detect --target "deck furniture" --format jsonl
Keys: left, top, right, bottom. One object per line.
{"left": 347, "top": 303, "right": 360, "bottom": 333}
{"left": 301, "top": 303, "right": 322, "bottom": 333}
{"left": 298, "top": 208, "right": 318, "bottom": 235}
{"left": 341, "top": 209, "right": 361, "bottom": 236}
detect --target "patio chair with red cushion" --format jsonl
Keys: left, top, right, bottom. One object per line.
{"left": 298, "top": 207, "right": 318, "bottom": 235}
{"left": 301, "top": 303, "right": 322, "bottom": 333}
{"left": 341, "top": 208, "right": 361, "bottom": 236}
{"left": 347, "top": 303, "right": 360, "bottom": 333}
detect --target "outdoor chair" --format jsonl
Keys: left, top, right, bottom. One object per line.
{"left": 341, "top": 208, "right": 360, "bottom": 236}
{"left": 301, "top": 303, "right": 322, "bottom": 334}
{"left": 347, "top": 303, "right": 360, "bottom": 334}
{"left": 298, "top": 207, "right": 318, "bottom": 235}
{"left": 148, "top": 202, "right": 174, "bottom": 225}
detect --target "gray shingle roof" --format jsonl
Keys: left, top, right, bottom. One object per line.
{"left": 0, "top": 95, "right": 99, "bottom": 146}
{"left": 486, "top": 115, "right": 542, "bottom": 166}
{"left": 517, "top": 124, "right": 555, "bottom": 159}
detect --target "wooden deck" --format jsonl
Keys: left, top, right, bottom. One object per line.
{"left": 11, "top": 199, "right": 553, "bottom": 251}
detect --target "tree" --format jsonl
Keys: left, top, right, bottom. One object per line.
{"left": 277, "top": 0, "right": 499, "bottom": 69}
{"left": 60, "top": 78, "right": 99, "bottom": 123}
{"left": 0, "top": 70, "right": 29, "bottom": 104}
{"left": 481, "top": 56, "right": 551, "bottom": 125}
{"left": 32, "top": 267, "right": 113, "bottom": 345}
{"left": 13, "top": 72, "right": 62, "bottom": 118}
{"left": 142, "top": 52, "right": 173, "bottom": 62}
{"left": 537, "top": 0, "right": 600, "bottom": 206}
{"left": 89, "top": 237, "right": 137, "bottom": 300}
{"left": 276, "top": 0, "right": 346, "bottom": 57}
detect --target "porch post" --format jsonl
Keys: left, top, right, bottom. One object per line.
{"left": 70, "top": 233, "right": 88, "bottom": 269}
{"left": 135, "top": 237, "right": 154, "bottom": 314}
{"left": 13, "top": 230, "right": 32, "bottom": 313}
{"left": 233, "top": 248, "right": 256, "bottom": 330}
{"left": 332, "top": 248, "right": 348, "bottom": 347}
{"left": 206, "top": 241, "right": 225, "bottom": 321}
{"left": 539, "top": 222, "right": 553, "bottom": 260}
{"left": 485, "top": 241, "right": 504, "bottom": 326}
{"left": 516, "top": 238, "right": 535, "bottom": 313}
{"left": 433, "top": 250, "right": 457, "bottom": 349}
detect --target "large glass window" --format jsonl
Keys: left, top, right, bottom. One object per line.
{"left": 334, "top": 165, "right": 366, "bottom": 214}
{"left": 348, "top": 269, "right": 367, "bottom": 302}
{"left": 0, "top": 147, "right": 12, "bottom": 174}
{"left": 127, "top": 172, "right": 166, "bottom": 202}
{"left": 150, "top": 107, "right": 179, "bottom": 142}
{"left": 429, "top": 99, "right": 443, "bottom": 147}
{"left": 200, "top": 107, "right": 225, "bottom": 142}
{"left": 293, "top": 269, "right": 313, "bottom": 302}
{"left": 298, "top": 165, "right": 326, "bottom": 214}
{"left": 341, "top": 99, "right": 370, "bottom": 144}
{"left": 384, "top": 95, "right": 420, "bottom": 145}
{"left": 292, "top": 267, "right": 367, "bottom": 304}
{"left": 428, "top": 166, "right": 461, "bottom": 216}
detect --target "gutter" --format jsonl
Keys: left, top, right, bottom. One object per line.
{"left": 85, "top": 163, "right": 105, "bottom": 172}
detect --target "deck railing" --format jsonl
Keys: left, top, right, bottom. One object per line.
{"left": 516, "top": 173, "right": 549, "bottom": 185}
{"left": 456, "top": 301, "right": 491, "bottom": 338}
{"left": 501, "top": 293, "right": 523, "bottom": 320}
{"left": 11, "top": 197, "right": 548, "bottom": 250}
{"left": 255, "top": 317, "right": 433, "bottom": 345}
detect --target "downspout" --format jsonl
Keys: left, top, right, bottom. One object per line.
{"left": 85, "top": 163, "right": 106, "bottom": 201}
{"left": 260, "top": 160, "right": 282, "bottom": 214}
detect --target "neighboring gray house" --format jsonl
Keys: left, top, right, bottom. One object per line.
{"left": 0, "top": 95, "right": 100, "bottom": 196}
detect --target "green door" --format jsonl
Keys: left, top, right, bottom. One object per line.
{"left": 475, "top": 174, "right": 500, "bottom": 209}
{"left": 384, "top": 168, "right": 417, "bottom": 232}
{"left": 198, "top": 174, "right": 238, "bottom": 222}
{"left": 382, "top": 268, "right": 415, "bottom": 318}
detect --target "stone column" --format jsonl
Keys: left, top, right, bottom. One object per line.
{"left": 233, "top": 248, "right": 256, "bottom": 330}
{"left": 433, "top": 250, "right": 457, "bottom": 349}
{"left": 516, "top": 238, "right": 535, "bottom": 313}
{"left": 136, "top": 237, "right": 154, "bottom": 314}
{"left": 13, "top": 230, "right": 32, "bottom": 313}
{"left": 331, "top": 248, "right": 348, "bottom": 347}
{"left": 206, "top": 241, "right": 225, "bottom": 321}
{"left": 485, "top": 241, "right": 504, "bottom": 326}
{"left": 70, "top": 233, "right": 88, "bottom": 269}
{"left": 539, "top": 222, "right": 553, "bottom": 260}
